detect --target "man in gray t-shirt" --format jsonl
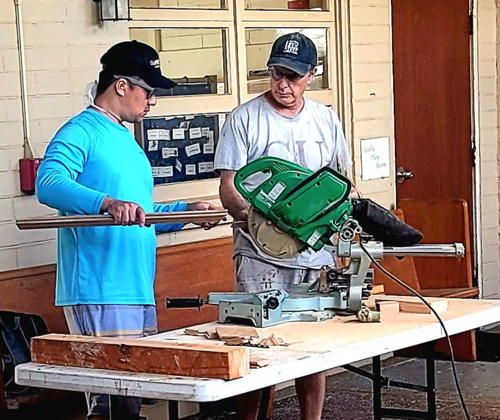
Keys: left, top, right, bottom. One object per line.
{"left": 214, "top": 32, "right": 352, "bottom": 420}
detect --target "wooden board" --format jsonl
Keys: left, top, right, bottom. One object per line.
{"left": 373, "top": 296, "right": 448, "bottom": 314}
{"left": 31, "top": 334, "right": 249, "bottom": 380}
{"left": 16, "top": 210, "right": 227, "bottom": 230}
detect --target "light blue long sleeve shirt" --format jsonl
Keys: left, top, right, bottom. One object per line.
{"left": 36, "top": 108, "right": 186, "bottom": 306}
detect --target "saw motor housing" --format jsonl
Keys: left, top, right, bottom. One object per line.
{"left": 235, "top": 157, "right": 354, "bottom": 253}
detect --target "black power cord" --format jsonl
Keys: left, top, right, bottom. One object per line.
{"left": 358, "top": 240, "right": 471, "bottom": 420}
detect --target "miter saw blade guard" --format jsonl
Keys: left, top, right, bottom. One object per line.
{"left": 235, "top": 157, "right": 354, "bottom": 252}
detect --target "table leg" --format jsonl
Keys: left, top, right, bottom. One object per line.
{"left": 372, "top": 356, "right": 383, "bottom": 420}
{"left": 168, "top": 400, "right": 179, "bottom": 420}
{"left": 425, "top": 345, "right": 437, "bottom": 420}
{"left": 344, "top": 347, "right": 437, "bottom": 419}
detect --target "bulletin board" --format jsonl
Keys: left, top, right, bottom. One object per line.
{"left": 140, "top": 114, "right": 222, "bottom": 185}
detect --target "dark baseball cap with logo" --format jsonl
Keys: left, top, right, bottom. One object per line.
{"left": 100, "top": 40, "right": 176, "bottom": 89}
{"left": 267, "top": 32, "right": 317, "bottom": 77}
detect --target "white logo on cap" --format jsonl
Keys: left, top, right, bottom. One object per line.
{"left": 283, "top": 40, "right": 299, "bottom": 55}
{"left": 150, "top": 59, "right": 160, "bottom": 68}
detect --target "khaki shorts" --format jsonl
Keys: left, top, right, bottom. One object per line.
{"left": 234, "top": 254, "right": 321, "bottom": 293}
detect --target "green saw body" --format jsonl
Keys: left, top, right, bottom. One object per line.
{"left": 234, "top": 157, "right": 353, "bottom": 252}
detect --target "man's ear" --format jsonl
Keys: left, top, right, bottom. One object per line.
{"left": 114, "top": 78, "right": 128, "bottom": 97}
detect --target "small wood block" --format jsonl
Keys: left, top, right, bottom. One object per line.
{"left": 250, "top": 357, "right": 269, "bottom": 368}
{"left": 371, "top": 284, "right": 385, "bottom": 295}
{"left": 398, "top": 299, "right": 448, "bottom": 314}
{"left": 31, "top": 334, "right": 249, "bottom": 380}
{"left": 374, "top": 296, "right": 448, "bottom": 314}
{"left": 376, "top": 301, "right": 400, "bottom": 321}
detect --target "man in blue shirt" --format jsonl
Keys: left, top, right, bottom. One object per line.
{"left": 36, "top": 40, "right": 217, "bottom": 420}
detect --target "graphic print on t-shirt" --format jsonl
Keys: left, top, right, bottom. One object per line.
{"left": 265, "top": 138, "right": 328, "bottom": 170}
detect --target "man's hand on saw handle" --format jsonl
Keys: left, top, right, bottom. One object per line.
{"left": 101, "top": 197, "right": 220, "bottom": 229}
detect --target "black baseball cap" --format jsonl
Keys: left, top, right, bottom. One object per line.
{"left": 267, "top": 32, "right": 317, "bottom": 76}
{"left": 100, "top": 40, "right": 176, "bottom": 89}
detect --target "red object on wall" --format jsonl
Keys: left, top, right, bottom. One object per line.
{"left": 288, "top": 0, "right": 310, "bottom": 9}
{"left": 19, "top": 158, "right": 42, "bottom": 195}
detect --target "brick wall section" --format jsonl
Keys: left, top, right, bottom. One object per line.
{"left": 349, "top": 0, "right": 394, "bottom": 208}
{"left": 498, "top": 2, "right": 500, "bottom": 297}
{"left": 479, "top": 0, "right": 500, "bottom": 298}
{"left": 0, "top": 0, "right": 127, "bottom": 270}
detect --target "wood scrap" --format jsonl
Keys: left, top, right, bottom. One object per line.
{"left": 250, "top": 357, "right": 269, "bottom": 368}
{"left": 16, "top": 210, "right": 227, "bottom": 230}
{"left": 374, "top": 296, "right": 448, "bottom": 314}
{"left": 184, "top": 327, "right": 218, "bottom": 340}
{"left": 371, "top": 284, "right": 385, "bottom": 295}
{"left": 376, "top": 301, "right": 400, "bottom": 321}
{"left": 185, "top": 324, "right": 292, "bottom": 348}
{"left": 31, "top": 334, "right": 249, "bottom": 380}
{"left": 398, "top": 300, "right": 447, "bottom": 314}
{"left": 216, "top": 326, "right": 259, "bottom": 339}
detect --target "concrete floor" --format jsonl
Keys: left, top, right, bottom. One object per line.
{"left": 5, "top": 354, "right": 500, "bottom": 419}
{"left": 272, "top": 357, "right": 500, "bottom": 420}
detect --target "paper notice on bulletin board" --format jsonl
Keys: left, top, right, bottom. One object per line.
{"left": 141, "top": 114, "right": 221, "bottom": 185}
{"left": 361, "top": 137, "right": 390, "bottom": 181}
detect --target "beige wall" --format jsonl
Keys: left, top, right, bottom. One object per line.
{"left": 0, "top": 0, "right": 128, "bottom": 270}
{"left": 498, "top": 1, "right": 500, "bottom": 294}
{"left": 479, "top": 0, "right": 500, "bottom": 298}
{"left": 0, "top": 0, "right": 498, "bottom": 299}
{"left": 348, "top": 0, "right": 394, "bottom": 208}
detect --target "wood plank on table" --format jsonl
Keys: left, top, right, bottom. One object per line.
{"left": 31, "top": 334, "right": 249, "bottom": 380}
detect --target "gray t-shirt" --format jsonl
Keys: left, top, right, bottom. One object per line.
{"left": 214, "top": 93, "right": 352, "bottom": 268}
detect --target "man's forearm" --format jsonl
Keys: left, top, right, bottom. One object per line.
{"left": 219, "top": 170, "right": 249, "bottom": 222}
{"left": 220, "top": 187, "right": 248, "bottom": 222}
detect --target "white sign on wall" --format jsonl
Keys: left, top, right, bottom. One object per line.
{"left": 361, "top": 137, "right": 390, "bottom": 181}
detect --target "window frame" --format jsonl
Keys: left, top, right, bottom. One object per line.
{"left": 128, "top": 0, "right": 347, "bottom": 214}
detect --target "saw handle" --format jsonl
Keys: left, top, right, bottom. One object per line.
{"left": 165, "top": 297, "right": 205, "bottom": 309}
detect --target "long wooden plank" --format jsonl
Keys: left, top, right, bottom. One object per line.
{"left": 16, "top": 210, "right": 227, "bottom": 230}
{"left": 31, "top": 334, "right": 249, "bottom": 380}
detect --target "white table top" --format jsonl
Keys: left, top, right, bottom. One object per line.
{"left": 16, "top": 298, "right": 500, "bottom": 402}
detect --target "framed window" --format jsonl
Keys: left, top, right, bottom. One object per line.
{"left": 130, "top": 0, "right": 227, "bottom": 10}
{"left": 130, "top": 28, "right": 230, "bottom": 96}
{"left": 245, "top": 27, "right": 329, "bottom": 95}
{"left": 245, "top": 0, "right": 328, "bottom": 11}
{"left": 129, "top": 0, "right": 340, "bottom": 192}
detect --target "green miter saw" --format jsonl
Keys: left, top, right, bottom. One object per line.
{"left": 235, "top": 156, "right": 359, "bottom": 259}
{"left": 166, "top": 157, "right": 464, "bottom": 327}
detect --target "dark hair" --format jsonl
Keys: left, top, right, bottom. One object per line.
{"left": 96, "top": 70, "right": 116, "bottom": 96}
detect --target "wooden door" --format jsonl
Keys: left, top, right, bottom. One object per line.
{"left": 392, "top": 0, "right": 476, "bottom": 360}
{"left": 392, "top": 0, "right": 474, "bottom": 278}
{"left": 393, "top": 0, "right": 472, "bottom": 204}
